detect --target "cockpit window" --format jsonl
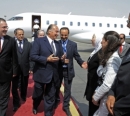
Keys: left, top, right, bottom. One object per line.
{"left": 8, "top": 16, "right": 23, "bottom": 21}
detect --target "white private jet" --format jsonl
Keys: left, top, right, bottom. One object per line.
{"left": 6, "top": 12, "right": 130, "bottom": 43}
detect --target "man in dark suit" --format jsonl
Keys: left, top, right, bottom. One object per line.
{"left": 55, "top": 27, "right": 87, "bottom": 116}
{"left": 30, "top": 24, "right": 64, "bottom": 116}
{"left": 107, "top": 14, "right": 130, "bottom": 116}
{"left": 0, "top": 18, "right": 18, "bottom": 116}
{"left": 118, "top": 33, "right": 130, "bottom": 58}
{"left": 11, "top": 28, "right": 33, "bottom": 111}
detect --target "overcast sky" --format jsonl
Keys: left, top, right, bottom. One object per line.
{"left": 1, "top": 0, "right": 130, "bottom": 19}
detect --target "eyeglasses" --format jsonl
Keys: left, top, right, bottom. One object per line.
{"left": 1, "top": 26, "right": 9, "bottom": 29}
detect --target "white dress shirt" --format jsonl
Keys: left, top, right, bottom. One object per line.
{"left": 16, "top": 39, "right": 23, "bottom": 49}
{"left": 0, "top": 37, "right": 4, "bottom": 49}
{"left": 47, "top": 36, "right": 56, "bottom": 53}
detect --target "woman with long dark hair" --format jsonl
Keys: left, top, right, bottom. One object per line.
{"left": 92, "top": 31, "right": 122, "bottom": 116}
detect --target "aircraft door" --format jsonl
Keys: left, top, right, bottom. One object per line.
{"left": 32, "top": 15, "right": 41, "bottom": 32}
{"left": 32, "top": 15, "right": 41, "bottom": 40}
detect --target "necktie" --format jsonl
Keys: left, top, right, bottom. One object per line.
{"left": 62, "top": 41, "right": 67, "bottom": 54}
{"left": 51, "top": 41, "right": 56, "bottom": 56}
{"left": 119, "top": 45, "right": 123, "bottom": 53}
{"left": 0, "top": 38, "right": 1, "bottom": 52}
{"left": 19, "top": 41, "right": 23, "bottom": 53}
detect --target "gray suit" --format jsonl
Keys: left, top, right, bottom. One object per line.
{"left": 118, "top": 42, "right": 130, "bottom": 58}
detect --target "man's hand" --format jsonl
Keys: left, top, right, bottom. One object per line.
{"left": 92, "top": 95, "right": 99, "bottom": 106}
{"left": 13, "top": 75, "right": 16, "bottom": 77}
{"left": 29, "top": 71, "right": 33, "bottom": 74}
{"left": 61, "top": 54, "right": 66, "bottom": 61}
{"left": 47, "top": 54, "right": 59, "bottom": 62}
{"left": 81, "top": 62, "right": 88, "bottom": 69}
{"left": 106, "top": 95, "right": 115, "bottom": 116}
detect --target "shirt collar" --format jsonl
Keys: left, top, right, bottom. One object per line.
{"left": 61, "top": 39, "right": 68, "bottom": 44}
{"left": 0, "top": 36, "right": 4, "bottom": 40}
{"left": 16, "top": 39, "right": 23, "bottom": 44}
{"left": 47, "top": 36, "right": 53, "bottom": 44}
{"left": 122, "top": 41, "right": 125, "bottom": 45}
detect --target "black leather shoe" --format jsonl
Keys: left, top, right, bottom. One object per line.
{"left": 13, "top": 105, "right": 20, "bottom": 112}
{"left": 63, "top": 108, "right": 72, "bottom": 116}
{"left": 33, "top": 108, "right": 37, "bottom": 115}
{"left": 21, "top": 97, "right": 26, "bottom": 101}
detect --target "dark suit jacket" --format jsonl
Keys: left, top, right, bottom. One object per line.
{"left": 84, "top": 51, "right": 100, "bottom": 101}
{"left": 59, "top": 39, "right": 84, "bottom": 80}
{"left": 0, "top": 35, "right": 18, "bottom": 82}
{"left": 118, "top": 42, "right": 130, "bottom": 58}
{"left": 109, "top": 48, "right": 130, "bottom": 113}
{"left": 30, "top": 36, "right": 63, "bottom": 84}
{"left": 16, "top": 38, "right": 33, "bottom": 76}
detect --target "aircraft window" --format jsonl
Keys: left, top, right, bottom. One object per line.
{"left": 70, "top": 22, "right": 73, "bottom": 26}
{"left": 85, "top": 22, "right": 88, "bottom": 26}
{"left": 121, "top": 24, "right": 123, "bottom": 28}
{"left": 99, "top": 23, "right": 102, "bottom": 27}
{"left": 62, "top": 21, "right": 65, "bottom": 25}
{"left": 92, "top": 23, "right": 95, "bottom": 27}
{"left": 107, "top": 23, "right": 110, "bottom": 27}
{"left": 114, "top": 24, "right": 117, "bottom": 28}
{"left": 46, "top": 20, "right": 49, "bottom": 25}
{"left": 54, "top": 21, "right": 57, "bottom": 25}
{"left": 8, "top": 16, "right": 23, "bottom": 21}
{"left": 77, "top": 22, "right": 80, "bottom": 26}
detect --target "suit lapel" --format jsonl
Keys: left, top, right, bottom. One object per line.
{"left": 121, "top": 49, "right": 130, "bottom": 64}
{"left": 121, "top": 44, "right": 127, "bottom": 56}
{"left": 66, "top": 40, "right": 71, "bottom": 58}
{"left": 44, "top": 37, "right": 53, "bottom": 53}
{"left": 22, "top": 39, "right": 27, "bottom": 53}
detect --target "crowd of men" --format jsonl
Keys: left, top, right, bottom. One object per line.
{"left": 0, "top": 14, "right": 130, "bottom": 116}
{"left": 0, "top": 18, "right": 87, "bottom": 116}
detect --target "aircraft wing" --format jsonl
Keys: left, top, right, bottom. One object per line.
{"left": 70, "top": 32, "right": 103, "bottom": 44}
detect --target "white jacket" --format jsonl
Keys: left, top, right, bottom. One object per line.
{"left": 93, "top": 51, "right": 121, "bottom": 101}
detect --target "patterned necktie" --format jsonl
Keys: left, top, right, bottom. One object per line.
{"left": 19, "top": 41, "right": 23, "bottom": 53}
{"left": 62, "top": 41, "right": 67, "bottom": 54}
{"left": 51, "top": 41, "right": 56, "bottom": 56}
{"left": 0, "top": 38, "right": 1, "bottom": 52}
{"left": 119, "top": 45, "right": 123, "bottom": 53}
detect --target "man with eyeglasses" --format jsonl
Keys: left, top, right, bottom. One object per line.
{"left": 118, "top": 33, "right": 130, "bottom": 58}
{"left": 0, "top": 18, "right": 18, "bottom": 116}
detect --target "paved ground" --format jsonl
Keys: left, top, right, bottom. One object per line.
{"left": 70, "top": 42, "right": 94, "bottom": 116}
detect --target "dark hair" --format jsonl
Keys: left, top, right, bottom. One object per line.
{"left": 14, "top": 28, "right": 24, "bottom": 34}
{"left": 60, "top": 27, "right": 69, "bottom": 34}
{"left": 0, "top": 18, "right": 6, "bottom": 23}
{"left": 120, "top": 33, "right": 125, "bottom": 39}
{"left": 98, "top": 31, "right": 121, "bottom": 66}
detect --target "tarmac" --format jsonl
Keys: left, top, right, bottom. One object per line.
{"left": 70, "top": 42, "right": 94, "bottom": 116}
